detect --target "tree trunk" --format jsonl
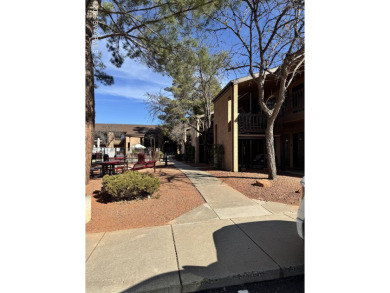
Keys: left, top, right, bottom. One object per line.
{"left": 85, "top": 12, "right": 95, "bottom": 185}
{"left": 265, "top": 119, "right": 277, "bottom": 180}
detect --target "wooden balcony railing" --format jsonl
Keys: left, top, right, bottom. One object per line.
{"left": 238, "top": 113, "right": 283, "bottom": 134}
{"left": 238, "top": 113, "right": 267, "bottom": 134}
{"left": 280, "top": 87, "right": 304, "bottom": 115}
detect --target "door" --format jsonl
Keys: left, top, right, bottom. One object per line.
{"left": 238, "top": 139, "right": 251, "bottom": 168}
{"left": 293, "top": 132, "right": 304, "bottom": 170}
{"left": 282, "top": 134, "right": 290, "bottom": 170}
{"left": 252, "top": 139, "right": 266, "bottom": 168}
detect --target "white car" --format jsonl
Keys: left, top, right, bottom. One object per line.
{"left": 297, "top": 177, "right": 305, "bottom": 239}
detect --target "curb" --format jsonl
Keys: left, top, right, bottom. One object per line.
{"left": 86, "top": 194, "right": 91, "bottom": 223}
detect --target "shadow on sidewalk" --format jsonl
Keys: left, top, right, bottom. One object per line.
{"left": 120, "top": 220, "right": 304, "bottom": 293}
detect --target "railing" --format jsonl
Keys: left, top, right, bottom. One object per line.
{"left": 238, "top": 113, "right": 267, "bottom": 134}
{"left": 281, "top": 87, "right": 304, "bottom": 115}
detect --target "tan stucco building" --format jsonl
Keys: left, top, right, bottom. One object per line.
{"left": 94, "top": 124, "right": 161, "bottom": 156}
{"left": 212, "top": 71, "right": 304, "bottom": 172}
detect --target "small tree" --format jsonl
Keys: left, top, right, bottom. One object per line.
{"left": 146, "top": 45, "right": 229, "bottom": 163}
{"left": 169, "top": 123, "right": 186, "bottom": 154}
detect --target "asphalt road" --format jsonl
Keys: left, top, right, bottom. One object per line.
{"left": 199, "top": 275, "right": 304, "bottom": 293}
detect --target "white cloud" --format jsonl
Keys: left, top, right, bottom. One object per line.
{"left": 96, "top": 83, "right": 160, "bottom": 101}
{"left": 106, "top": 59, "right": 172, "bottom": 87}
{"left": 98, "top": 40, "right": 171, "bottom": 84}
{"left": 94, "top": 39, "right": 173, "bottom": 100}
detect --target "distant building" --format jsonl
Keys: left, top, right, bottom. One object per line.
{"left": 94, "top": 124, "right": 162, "bottom": 156}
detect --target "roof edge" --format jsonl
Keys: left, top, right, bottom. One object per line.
{"left": 212, "top": 67, "right": 279, "bottom": 103}
{"left": 212, "top": 81, "right": 233, "bottom": 103}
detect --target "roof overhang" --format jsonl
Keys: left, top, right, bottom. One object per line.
{"left": 212, "top": 67, "right": 279, "bottom": 104}
{"left": 212, "top": 81, "right": 233, "bottom": 103}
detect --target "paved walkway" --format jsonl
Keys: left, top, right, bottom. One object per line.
{"left": 170, "top": 160, "right": 299, "bottom": 223}
{"left": 86, "top": 160, "right": 303, "bottom": 293}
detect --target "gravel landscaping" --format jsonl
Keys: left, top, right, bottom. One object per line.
{"left": 179, "top": 161, "right": 302, "bottom": 206}
{"left": 86, "top": 163, "right": 205, "bottom": 233}
{"left": 86, "top": 160, "right": 303, "bottom": 233}
{"left": 207, "top": 169, "right": 302, "bottom": 206}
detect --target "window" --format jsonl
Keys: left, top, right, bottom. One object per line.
{"left": 292, "top": 83, "right": 304, "bottom": 112}
{"left": 266, "top": 97, "right": 276, "bottom": 110}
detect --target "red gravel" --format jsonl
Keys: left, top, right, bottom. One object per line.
{"left": 86, "top": 164, "right": 205, "bottom": 233}
{"left": 181, "top": 161, "right": 302, "bottom": 206}
{"left": 206, "top": 169, "right": 302, "bottom": 206}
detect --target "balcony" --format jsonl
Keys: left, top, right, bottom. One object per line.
{"left": 238, "top": 113, "right": 266, "bottom": 134}
{"left": 280, "top": 87, "right": 304, "bottom": 116}
{"left": 238, "top": 112, "right": 285, "bottom": 134}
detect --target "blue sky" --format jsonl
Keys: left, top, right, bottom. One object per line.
{"left": 94, "top": 41, "right": 173, "bottom": 125}
{"left": 94, "top": 37, "right": 240, "bottom": 125}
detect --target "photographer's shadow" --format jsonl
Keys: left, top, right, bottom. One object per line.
{"left": 122, "top": 220, "right": 304, "bottom": 292}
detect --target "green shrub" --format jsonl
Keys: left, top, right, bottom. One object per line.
{"left": 102, "top": 171, "right": 160, "bottom": 200}
{"left": 209, "top": 144, "right": 224, "bottom": 169}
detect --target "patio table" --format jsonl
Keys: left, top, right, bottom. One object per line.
{"left": 96, "top": 160, "right": 125, "bottom": 176}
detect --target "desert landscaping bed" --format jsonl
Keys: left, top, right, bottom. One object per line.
{"left": 179, "top": 161, "right": 302, "bottom": 206}
{"left": 86, "top": 163, "right": 205, "bottom": 233}
{"left": 206, "top": 169, "right": 302, "bottom": 206}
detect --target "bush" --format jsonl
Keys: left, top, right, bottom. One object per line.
{"left": 102, "top": 171, "right": 160, "bottom": 200}
{"left": 176, "top": 154, "right": 184, "bottom": 161}
{"left": 209, "top": 144, "right": 224, "bottom": 169}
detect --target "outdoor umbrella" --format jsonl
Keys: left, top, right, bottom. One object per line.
{"left": 132, "top": 144, "right": 146, "bottom": 149}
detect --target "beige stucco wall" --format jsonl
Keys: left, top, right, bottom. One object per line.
{"left": 130, "top": 137, "right": 141, "bottom": 147}
{"left": 213, "top": 85, "right": 234, "bottom": 171}
{"left": 232, "top": 84, "right": 239, "bottom": 172}
{"left": 124, "top": 136, "right": 142, "bottom": 155}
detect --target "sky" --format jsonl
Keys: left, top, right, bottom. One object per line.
{"left": 94, "top": 40, "right": 173, "bottom": 125}
{"left": 94, "top": 36, "right": 239, "bottom": 126}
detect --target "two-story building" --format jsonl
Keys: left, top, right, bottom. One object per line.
{"left": 212, "top": 70, "right": 304, "bottom": 172}
{"left": 94, "top": 124, "right": 162, "bottom": 157}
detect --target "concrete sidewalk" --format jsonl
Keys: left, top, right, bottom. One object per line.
{"left": 86, "top": 160, "right": 303, "bottom": 292}
{"left": 170, "top": 159, "right": 299, "bottom": 223}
